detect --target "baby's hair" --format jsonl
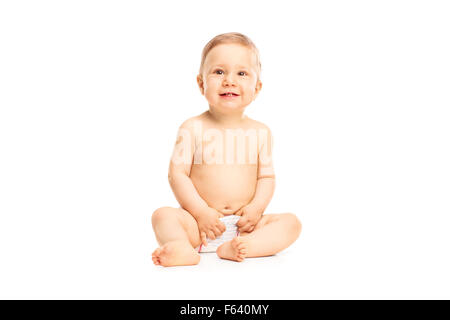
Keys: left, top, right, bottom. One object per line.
{"left": 199, "top": 32, "right": 261, "bottom": 81}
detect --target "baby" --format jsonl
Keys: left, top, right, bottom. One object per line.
{"left": 151, "top": 32, "right": 302, "bottom": 267}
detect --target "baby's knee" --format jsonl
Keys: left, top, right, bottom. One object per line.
{"left": 151, "top": 206, "right": 174, "bottom": 225}
{"left": 283, "top": 213, "right": 302, "bottom": 238}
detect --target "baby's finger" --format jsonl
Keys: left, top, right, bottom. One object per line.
{"left": 201, "top": 232, "right": 208, "bottom": 246}
{"left": 236, "top": 216, "right": 247, "bottom": 227}
{"left": 213, "top": 226, "right": 223, "bottom": 237}
{"left": 207, "top": 230, "right": 216, "bottom": 240}
{"left": 243, "top": 221, "right": 256, "bottom": 232}
{"left": 235, "top": 208, "right": 244, "bottom": 216}
{"left": 218, "top": 221, "right": 226, "bottom": 233}
{"left": 239, "top": 223, "right": 252, "bottom": 233}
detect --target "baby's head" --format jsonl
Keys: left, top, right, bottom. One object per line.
{"left": 197, "top": 32, "right": 262, "bottom": 114}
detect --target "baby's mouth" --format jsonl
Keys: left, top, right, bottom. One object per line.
{"left": 219, "top": 93, "right": 239, "bottom": 97}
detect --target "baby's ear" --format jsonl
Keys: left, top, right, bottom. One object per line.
{"left": 256, "top": 80, "right": 262, "bottom": 93}
{"left": 196, "top": 74, "right": 204, "bottom": 95}
{"left": 254, "top": 80, "right": 262, "bottom": 99}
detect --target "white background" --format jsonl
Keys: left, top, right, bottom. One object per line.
{"left": 0, "top": 0, "right": 449, "bottom": 299}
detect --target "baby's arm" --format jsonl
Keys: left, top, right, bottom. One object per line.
{"left": 250, "top": 125, "right": 276, "bottom": 211}
{"left": 249, "top": 176, "right": 275, "bottom": 213}
{"left": 168, "top": 120, "right": 209, "bottom": 214}
{"left": 168, "top": 120, "right": 225, "bottom": 242}
{"left": 236, "top": 126, "right": 275, "bottom": 232}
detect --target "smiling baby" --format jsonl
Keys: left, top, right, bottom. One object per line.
{"left": 151, "top": 32, "right": 302, "bottom": 267}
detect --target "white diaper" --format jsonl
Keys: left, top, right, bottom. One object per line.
{"left": 197, "top": 215, "right": 240, "bottom": 253}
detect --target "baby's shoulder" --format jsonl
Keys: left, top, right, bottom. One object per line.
{"left": 245, "top": 116, "right": 272, "bottom": 133}
{"left": 177, "top": 113, "right": 204, "bottom": 131}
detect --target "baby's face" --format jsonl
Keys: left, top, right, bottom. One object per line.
{"left": 197, "top": 43, "right": 262, "bottom": 113}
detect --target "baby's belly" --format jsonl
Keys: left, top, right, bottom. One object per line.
{"left": 190, "top": 164, "right": 258, "bottom": 215}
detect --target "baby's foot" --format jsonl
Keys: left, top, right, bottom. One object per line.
{"left": 152, "top": 240, "right": 200, "bottom": 267}
{"left": 216, "top": 236, "right": 249, "bottom": 262}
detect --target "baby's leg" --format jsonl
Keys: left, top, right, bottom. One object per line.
{"left": 151, "top": 206, "right": 202, "bottom": 267}
{"left": 217, "top": 213, "right": 301, "bottom": 262}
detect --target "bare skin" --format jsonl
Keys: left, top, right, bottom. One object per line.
{"left": 151, "top": 43, "right": 302, "bottom": 266}
{"left": 151, "top": 207, "right": 302, "bottom": 266}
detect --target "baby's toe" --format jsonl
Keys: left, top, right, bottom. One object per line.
{"left": 236, "top": 252, "right": 245, "bottom": 262}
{"left": 152, "top": 248, "right": 162, "bottom": 265}
{"left": 232, "top": 237, "right": 247, "bottom": 249}
{"left": 238, "top": 247, "right": 247, "bottom": 258}
{"left": 152, "top": 248, "right": 161, "bottom": 257}
{"left": 152, "top": 257, "right": 161, "bottom": 265}
{"left": 231, "top": 237, "right": 242, "bottom": 248}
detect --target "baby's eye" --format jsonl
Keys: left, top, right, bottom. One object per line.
{"left": 238, "top": 71, "right": 247, "bottom": 76}
{"left": 214, "top": 69, "right": 224, "bottom": 75}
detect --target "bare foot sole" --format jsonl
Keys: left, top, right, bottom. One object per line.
{"left": 216, "top": 236, "right": 249, "bottom": 262}
{"left": 152, "top": 240, "right": 200, "bottom": 267}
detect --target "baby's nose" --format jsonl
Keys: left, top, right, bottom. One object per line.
{"left": 223, "top": 74, "right": 237, "bottom": 85}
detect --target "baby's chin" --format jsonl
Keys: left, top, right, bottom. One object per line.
{"left": 212, "top": 103, "right": 247, "bottom": 112}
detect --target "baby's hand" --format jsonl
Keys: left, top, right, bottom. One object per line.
{"left": 196, "top": 207, "right": 226, "bottom": 246}
{"left": 235, "top": 204, "right": 263, "bottom": 233}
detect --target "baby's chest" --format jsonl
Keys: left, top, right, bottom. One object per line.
{"left": 193, "top": 130, "right": 261, "bottom": 166}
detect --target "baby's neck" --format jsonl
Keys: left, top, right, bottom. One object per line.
{"left": 207, "top": 109, "right": 247, "bottom": 127}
